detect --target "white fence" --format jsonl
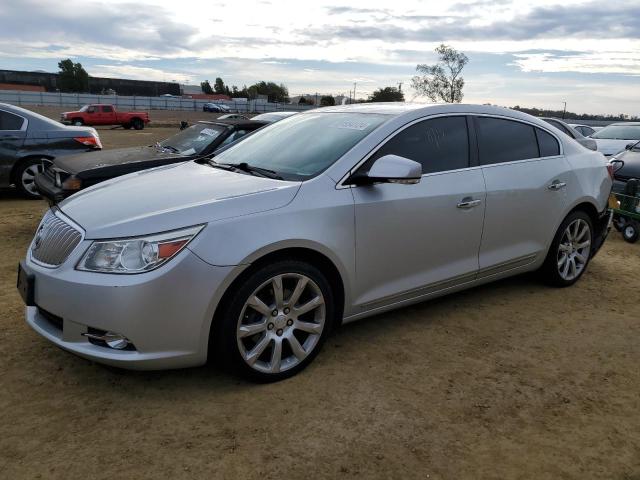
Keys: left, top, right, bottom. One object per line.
{"left": 0, "top": 90, "right": 315, "bottom": 113}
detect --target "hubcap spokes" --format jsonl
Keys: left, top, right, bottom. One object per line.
{"left": 557, "top": 218, "right": 591, "bottom": 281}
{"left": 237, "top": 273, "right": 325, "bottom": 374}
{"left": 22, "top": 163, "right": 44, "bottom": 195}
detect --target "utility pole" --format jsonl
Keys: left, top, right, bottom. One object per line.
{"left": 398, "top": 82, "right": 403, "bottom": 92}
{"left": 562, "top": 101, "right": 567, "bottom": 119}
{"left": 353, "top": 82, "right": 357, "bottom": 103}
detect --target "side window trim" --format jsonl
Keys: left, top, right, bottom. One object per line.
{"left": 0, "top": 109, "right": 28, "bottom": 132}
{"left": 467, "top": 115, "right": 479, "bottom": 168}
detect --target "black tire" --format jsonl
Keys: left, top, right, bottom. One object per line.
{"left": 213, "top": 260, "right": 335, "bottom": 382}
{"left": 622, "top": 221, "right": 639, "bottom": 243}
{"left": 14, "top": 158, "right": 44, "bottom": 199}
{"left": 132, "top": 118, "right": 144, "bottom": 130}
{"left": 612, "top": 214, "right": 626, "bottom": 232}
{"left": 540, "top": 210, "right": 594, "bottom": 287}
{"left": 123, "top": 123, "right": 132, "bottom": 130}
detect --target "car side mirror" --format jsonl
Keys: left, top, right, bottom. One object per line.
{"left": 349, "top": 154, "right": 422, "bottom": 186}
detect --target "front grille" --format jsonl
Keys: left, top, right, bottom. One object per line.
{"left": 30, "top": 210, "right": 83, "bottom": 267}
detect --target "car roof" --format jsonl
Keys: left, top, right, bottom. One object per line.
{"left": 608, "top": 122, "right": 640, "bottom": 126}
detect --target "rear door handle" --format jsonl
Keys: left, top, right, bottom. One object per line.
{"left": 548, "top": 181, "right": 567, "bottom": 190}
{"left": 457, "top": 198, "right": 482, "bottom": 209}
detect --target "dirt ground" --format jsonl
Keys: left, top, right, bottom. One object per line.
{"left": 1, "top": 130, "right": 640, "bottom": 479}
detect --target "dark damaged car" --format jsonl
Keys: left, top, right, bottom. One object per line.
{"left": 35, "top": 119, "right": 267, "bottom": 204}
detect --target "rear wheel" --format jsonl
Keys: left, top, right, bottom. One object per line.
{"left": 540, "top": 211, "right": 593, "bottom": 287}
{"left": 15, "top": 158, "right": 45, "bottom": 198}
{"left": 622, "top": 221, "right": 639, "bottom": 243}
{"left": 215, "top": 260, "right": 334, "bottom": 382}
{"left": 132, "top": 118, "right": 144, "bottom": 130}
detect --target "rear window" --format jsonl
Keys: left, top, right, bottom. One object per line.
{"left": 101, "top": 106, "right": 113, "bottom": 113}
{"left": 0, "top": 110, "right": 25, "bottom": 130}
{"left": 476, "top": 117, "right": 539, "bottom": 165}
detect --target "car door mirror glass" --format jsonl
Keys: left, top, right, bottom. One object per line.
{"left": 351, "top": 154, "right": 422, "bottom": 186}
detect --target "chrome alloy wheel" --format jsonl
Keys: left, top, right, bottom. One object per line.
{"left": 236, "top": 273, "right": 326, "bottom": 374}
{"left": 557, "top": 218, "right": 591, "bottom": 281}
{"left": 21, "top": 162, "right": 44, "bottom": 196}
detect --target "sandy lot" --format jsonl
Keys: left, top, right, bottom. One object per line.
{"left": 1, "top": 131, "right": 639, "bottom": 479}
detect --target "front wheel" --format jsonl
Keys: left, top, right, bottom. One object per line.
{"left": 622, "top": 221, "right": 639, "bottom": 243}
{"left": 540, "top": 211, "right": 593, "bottom": 287}
{"left": 72, "top": 119, "right": 83, "bottom": 126}
{"left": 612, "top": 214, "right": 626, "bottom": 232}
{"left": 215, "top": 260, "right": 335, "bottom": 382}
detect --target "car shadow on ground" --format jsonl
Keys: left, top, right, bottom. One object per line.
{"left": 50, "top": 272, "right": 540, "bottom": 392}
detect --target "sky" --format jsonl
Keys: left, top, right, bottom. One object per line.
{"left": 0, "top": 0, "right": 638, "bottom": 115}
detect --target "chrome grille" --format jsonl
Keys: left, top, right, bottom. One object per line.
{"left": 31, "top": 210, "right": 83, "bottom": 267}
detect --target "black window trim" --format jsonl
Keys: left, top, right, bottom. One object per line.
{"left": 0, "top": 108, "right": 28, "bottom": 132}
{"left": 472, "top": 113, "right": 564, "bottom": 168}
{"left": 339, "top": 112, "right": 564, "bottom": 188}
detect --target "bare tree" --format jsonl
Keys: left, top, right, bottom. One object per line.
{"left": 411, "top": 44, "right": 469, "bottom": 103}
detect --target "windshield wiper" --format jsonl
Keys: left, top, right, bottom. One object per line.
{"left": 208, "top": 160, "right": 283, "bottom": 180}
{"left": 161, "top": 145, "right": 180, "bottom": 153}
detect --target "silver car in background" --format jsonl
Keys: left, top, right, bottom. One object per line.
{"left": 18, "top": 104, "right": 613, "bottom": 381}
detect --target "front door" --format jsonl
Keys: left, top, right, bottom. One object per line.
{"left": 350, "top": 115, "right": 486, "bottom": 310}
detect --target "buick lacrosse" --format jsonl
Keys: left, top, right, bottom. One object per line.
{"left": 18, "top": 104, "right": 613, "bottom": 381}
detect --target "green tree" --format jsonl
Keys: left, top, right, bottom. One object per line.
{"left": 214, "top": 77, "right": 226, "bottom": 94}
{"left": 248, "top": 81, "right": 289, "bottom": 103}
{"left": 57, "top": 59, "right": 89, "bottom": 93}
{"left": 320, "top": 95, "right": 335, "bottom": 106}
{"left": 368, "top": 87, "right": 404, "bottom": 102}
{"left": 411, "top": 44, "right": 468, "bottom": 103}
{"left": 200, "top": 80, "right": 213, "bottom": 94}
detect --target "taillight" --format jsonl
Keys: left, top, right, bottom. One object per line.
{"left": 74, "top": 136, "right": 102, "bottom": 149}
{"left": 606, "top": 164, "right": 614, "bottom": 179}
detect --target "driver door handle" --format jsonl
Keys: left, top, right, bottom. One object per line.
{"left": 457, "top": 198, "right": 482, "bottom": 209}
{"left": 548, "top": 181, "right": 567, "bottom": 190}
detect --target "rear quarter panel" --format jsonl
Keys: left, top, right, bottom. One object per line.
{"left": 563, "top": 145, "right": 611, "bottom": 214}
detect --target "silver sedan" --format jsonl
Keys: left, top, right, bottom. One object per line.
{"left": 19, "top": 104, "right": 613, "bottom": 381}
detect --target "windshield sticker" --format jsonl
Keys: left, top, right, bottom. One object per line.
{"left": 333, "top": 120, "right": 371, "bottom": 131}
{"left": 200, "top": 128, "right": 218, "bottom": 136}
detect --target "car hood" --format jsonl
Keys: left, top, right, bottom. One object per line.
{"left": 54, "top": 146, "right": 183, "bottom": 175}
{"left": 59, "top": 161, "right": 301, "bottom": 238}
{"left": 594, "top": 139, "right": 635, "bottom": 156}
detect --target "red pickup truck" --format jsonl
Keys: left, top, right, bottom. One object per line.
{"left": 61, "top": 104, "right": 150, "bottom": 130}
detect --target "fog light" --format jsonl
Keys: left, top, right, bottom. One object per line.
{"left": 104, "top": 332, "right": 130, "bottom": 350}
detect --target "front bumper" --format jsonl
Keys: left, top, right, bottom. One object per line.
{"left": 34, "top": 172, "right": 71, "bottom": 205}
{"left": 22, "top": 244, "right": 236, "bottom": 370}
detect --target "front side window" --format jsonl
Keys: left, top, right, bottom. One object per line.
{"left": 477, "top": 117, "right": 539, "bottom": 165}
{"left": 368, "top": 116, "right": 469, "bottom": 174}
{"left": 214, "top": 112, "right": 388, "bottom": 180}
{"left": 0, "top": 110, "right": 25, "bottom": 130}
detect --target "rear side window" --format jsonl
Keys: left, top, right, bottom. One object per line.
{"left": 370, "top": 116, "right": 469, "bottom": 174}
{"left": 0, "top": 110, "right": 25, "bottom": 130}
{"left": 535, "top": 128, "right": 560, "bottom": 157}
{"left": 101, "top": 106, "right": 113, "bottom": 113}
{"left": 476, "top": 117, "right": 538, "bottom": 165}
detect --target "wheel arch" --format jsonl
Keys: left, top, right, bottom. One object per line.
{"left": 207, "top": 245, "right": 348, "bottom": 358}
{"left": 10, "top": 154, "right": 53, "bottom": 185}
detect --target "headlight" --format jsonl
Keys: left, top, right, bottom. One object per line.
{"left": 76, "top": 225, "right": 204, "bottom": 274}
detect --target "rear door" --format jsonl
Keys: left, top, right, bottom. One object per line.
{"left": 0, "top": 109, "right": 27, "bottom": 186}
{"left": 475, "top": 116, "right": 569, "bottom": 276}
{"left": 351, "top": 115, "right": 486, "bottom": 309}
{"left": 100, "top": 105, "right": 117, "bottom": 124}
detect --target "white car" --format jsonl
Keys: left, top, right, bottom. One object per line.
{"left": 591, "top": 123, "right": 640, "bottom": 157}
{"left": 18, "top": 104, "right": 613, "bottom": 381}
{"left": 568, "top": 124, "right": 596, "bottom": 137}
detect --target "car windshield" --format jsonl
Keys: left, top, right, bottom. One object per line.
{"left": 160, "top": 123, "right": 226, "bottom": 155}
{"left": 213, "top": 112, "right": 388, "bottom": 180}
{"left": 591, "top": 125, "right": 640, "bottom": 140}
{"left": 79, "top": 105, "right": 90, "bottom": 112}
